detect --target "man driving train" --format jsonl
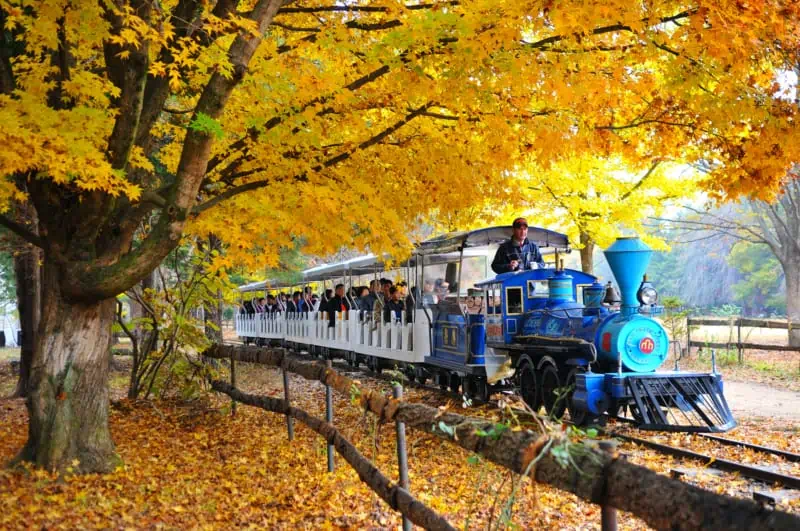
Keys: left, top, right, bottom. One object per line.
{"left": 491, "top": 217, "right": 545, "bottom": 274}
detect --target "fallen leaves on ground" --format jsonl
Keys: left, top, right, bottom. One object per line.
{"left": 2, "top": 358, "right": 798, "bottom": 529}
{"left": 0, "top": 362, "right": 649, "bottom": 530}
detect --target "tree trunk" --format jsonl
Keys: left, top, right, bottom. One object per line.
{"left": 579, "top": 231, "right": 594, "bottom": 274}
{"left": 785, "top": 260, "right": 800, "bottom": 347}
{"left": 14, "top": 260, "right": 120, "bottom": 473}
{"left": 11, "top": 245, "right": 41, "bottom": 398}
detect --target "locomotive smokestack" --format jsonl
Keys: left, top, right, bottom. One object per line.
{"left": 603, "top": 237, "right": 653, "bottom": 317}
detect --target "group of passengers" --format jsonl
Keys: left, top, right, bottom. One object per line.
{"left": 240, "top": 271, "right": 467, "bottom": 328}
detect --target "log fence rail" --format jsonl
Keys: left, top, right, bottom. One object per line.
{"left": 204, "top": 344, "right": 799, "bottom": 531}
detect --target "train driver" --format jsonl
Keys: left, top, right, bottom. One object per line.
{"left": 491, "top": 217, "right": 545, "bottom": 274}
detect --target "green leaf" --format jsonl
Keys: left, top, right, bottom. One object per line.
{"left": 189, "top": 113, "right": 225, "bottom": 140}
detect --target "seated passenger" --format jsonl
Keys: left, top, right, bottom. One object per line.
{"left": 326, "top": 283, "right": 350, "bottom": 327}
{"left": 372, "top": 279, "right": 393, "bottom": 327}
{"left": 292, "top": 291, "right": 307, "bottom": 313}
{"left": 383, "top": 286, "right": 405, "bottom": 323}
{"left": 265, "top": 294, "right": 280, "bottom": 314}
{"left": 286, "top": 293, "right": 298, "bottom": 313}
{"left": 360, "top": 280, "right": 379, "bottom": 313}
{"left": 421, "top": 279, "right": 437, "bottom": 305}
{"left": 434, "top": 279, "right": 450, "bottom": 301}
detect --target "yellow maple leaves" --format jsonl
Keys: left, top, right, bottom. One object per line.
{"left": 0, "top": 0, "right": 798, "bottom": 274}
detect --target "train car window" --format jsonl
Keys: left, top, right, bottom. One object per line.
{"left": 505, "top": 287, "right": 523, "bottom": 315}
{"left": 527, "top": 280, "right": 549, "bottom": 299}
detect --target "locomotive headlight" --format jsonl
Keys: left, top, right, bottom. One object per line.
{"left": 637, "top": 275, "right": 658, "bottom": 305}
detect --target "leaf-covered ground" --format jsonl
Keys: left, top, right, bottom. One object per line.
{"left": 0, "top": 359, "right": 643, "bottom": 530}
{"left": 0, "top": 356, "right": 798, "bottom": 529}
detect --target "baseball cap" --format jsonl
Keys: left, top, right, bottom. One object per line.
{"left": 512, "top": 217, "right": 528, "bottom": 228}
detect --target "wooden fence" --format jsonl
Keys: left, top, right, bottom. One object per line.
{"left": 203, "top": 344, "right": 798, "bottom": 531}
{"left": 687, "top": 317, "right": 800, "bottom": 363}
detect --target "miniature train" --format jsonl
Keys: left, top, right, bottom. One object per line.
{"left": 236, "top": 226, "right": 735, "bottom": 432}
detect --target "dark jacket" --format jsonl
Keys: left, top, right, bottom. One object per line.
{"left": 286, "top": 300, "right": 298, "bottom": 313}
{"left": 359, "top": 292, "right": 378, "bottom": 313}
{"left": 326, "top": 295, "right": 351, "bottom": 327}
{"left": 491, "top": 237, "right": 545, "bottom": 274}
{"left": 383, "top": 299, "right": 405, "bottom": 323}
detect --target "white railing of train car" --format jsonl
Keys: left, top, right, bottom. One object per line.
{"left": 235, "top": 309, "right": 426, "bottom": 364}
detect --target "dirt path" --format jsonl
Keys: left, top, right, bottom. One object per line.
{"left": 723, "top": 380, "right": 800, "bottom": 422}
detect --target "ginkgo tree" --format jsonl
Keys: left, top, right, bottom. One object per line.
{"left": 1, "top": 0, "right": 799, "bottom": 473}
{"left": 510, "top": 156, "right": 697, "bottom": 273}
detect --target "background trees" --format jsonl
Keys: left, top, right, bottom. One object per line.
{"left": 0, "top": 0, "right": 799, "bottom": 473}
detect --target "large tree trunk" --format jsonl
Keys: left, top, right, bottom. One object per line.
{"left": 785, "top": 260, "right": 800, "bottom": 347}
{"left": 11, "top": 245, "right": 40, "bottom": 398}
{"left": 579, "top": 231, "right": 594, "bottom": 274}
{"left": 15, "top": 260, "right": 120, "bottom": 473}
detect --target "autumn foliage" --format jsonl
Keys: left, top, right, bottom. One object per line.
{"left": 2, "top": 0, "right": 800, "bottom": 475}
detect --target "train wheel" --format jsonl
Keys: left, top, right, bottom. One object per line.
{"left": 438, "top": 371, "right": 449, "bottom": 391}
{"left": 540, "top": 362, "right": 565, "bottom": 419}
{"left": 367, "top": 356, "right": 382, "bottom": 374}
{"left": 464, "top": 376, "right": 491, "bottom": 403}
{"left": 517, "top": 356, "right": 541, "bottom": 412}
{"left": 449, "top": 373, "right": 462, "bottom": 394}
{"left": 566, "top": 368, "right": 587, "bottom": 425}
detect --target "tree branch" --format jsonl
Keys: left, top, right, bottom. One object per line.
{"left": 195, "top": 103, "right": 433, "bottom": 215}
{"left": 0, "top": 214, "right": 44, "bottom": 249}
{"left": 619, "top": 160, "right": 661, "bottom": 201}
{"left": 62, "top": 0, "right": 286, "bottom": 302}
{"left": 522, "top": 9, "right": 697, "bottom": 50}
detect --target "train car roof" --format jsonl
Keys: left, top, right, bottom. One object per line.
{"left": 302, "top": 254, "right": 400, "bottom": 282}
{"left": 238, "top": 279, "right": 296, "bottom": 293}
{"left": 415, "top": 226, "right": 569, "bottom": 256}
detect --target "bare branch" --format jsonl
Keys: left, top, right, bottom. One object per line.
{"left": 0, "top": 213, "right": 44, "bottom": 249}
{"left": 619, "top": 160, "right": 661, "bottom": 201}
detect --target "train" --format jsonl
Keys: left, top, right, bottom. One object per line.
{"left": 236, "top": 225, "right": 736, "bottom": 432}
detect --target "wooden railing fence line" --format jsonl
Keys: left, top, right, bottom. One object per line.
{"left": 204, "top": 344, "right": 800, "bottom": 531}
{"left": 686, "top": 317, "right": 800, "bottom": 363}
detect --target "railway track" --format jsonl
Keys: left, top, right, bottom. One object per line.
{"left": 608, "top": 431, "right": 800, "bottom": 490}
{"left": 698, "top": 433, "right": 800, "bottom": 463}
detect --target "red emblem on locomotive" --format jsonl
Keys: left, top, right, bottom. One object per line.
{"left": 639, "top": 337, "right": 655, "bottom": 354}
{"left": 601, "top": 333, "right": 611, "bottom": 352}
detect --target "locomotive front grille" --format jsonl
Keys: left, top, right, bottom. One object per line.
{"left": 624, "top": 374, "right": 737, "bottom": 432}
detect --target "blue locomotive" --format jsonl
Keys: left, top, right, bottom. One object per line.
{"left": 421, "top": 231, "right": 735, "bottom": 432}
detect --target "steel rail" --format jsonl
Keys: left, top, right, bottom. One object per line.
{"left": 611, "top": 432, "right": 800, "bottom": 490}
{"left": 698, "top": 434, "right": 800, "bottom": 463}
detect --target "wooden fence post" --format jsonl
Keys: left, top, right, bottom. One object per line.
{"left": 230, "top": 351, "right": 237, "bottom": 417}
{"left": 283, "top": 368, "right": 294, "bottom": 441}
{"left": 686, "top": 317, "right": 691, "bottom": 358}
{"left": 393, "top": 384, "right": 412, "bottom": 531}
{"left": 326, "top": 359, "right": 335, "bottom": 473}
{"left": 599, "top": 440, "right": 618, "bottom": 531}
{"left": 737, "top": 317, "right": 743, "bottom": 364}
